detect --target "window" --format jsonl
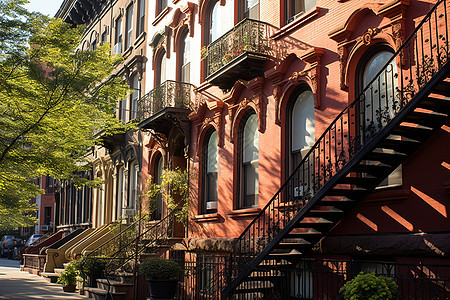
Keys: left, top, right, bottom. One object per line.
{"left": 128, "top": 161, "right": 138, "bottom": 209}
{"left": 285, "top": 0, "right": 316, "bottom": 24}
{"left": 152, "top": 154, "right": 163, "bottom": 220}
{"left": 157, "top": 0, "right": 167, "bottom": 15}
{"left": 202, "top": 130, "right": 218, "bottom": 214}
{"left": 179, "top": 30, "right": 191, "bottom": 83}
{"left": 237, "top": 111, "right": 259, "bottom": 208}
{"left": 101, "top": 31, "right": 107, "bottom": 45}
{"left": 44, "top": 207, "right": 52, "bottom": 225}
{"left": 208, "top": 1, "right": 220, "bottom": 43}
{"left": 90, "top": 36, "right": 97, "bottom": 50}
{"left": 118, "top": 98, "right": 127, "bottom": 122}
{"left": 137, "top": 0, "right": 145, "bottom": 35}
{"left": 287, "top": 89, "right": 315, "bottom": 176}
{"left": 155, "top": 50, "right": 166, "bottom": 85}
{"left": 125, "top": 5, "right": 134, "bottom": 49}
{"left": 358, "top": 48, "right": 402, "bottom": 187}
{"left": 114, "top": 17, "right": 123, "bottom": 54}
{"left": 130, "top": 76, "right": 139, "bottom": 120}
{"left": 116, "top": 166, "right": 125, "bottom": 220}
{"left": 241, "top": 0, "right": 259, "bottom": 20}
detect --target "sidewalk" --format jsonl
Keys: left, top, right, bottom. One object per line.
{"left": 0, "top": 258, "right": 88, "bottom": 299}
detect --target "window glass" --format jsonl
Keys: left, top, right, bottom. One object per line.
{"left": 152, "top": 155, "right": 163, "bottom": 220}
{"left": 244, "top": 0, "right": 259, "bottom": 20}
{"left": 240, "top": 113, "right": 259, "bottom": 208}
{"left": 181, "top": 32, "right": 191, "bottom": 83}
{"left": 125, "top": 5, "right": 134, "bottom": 49}
{"left": 286, "top": 0, "right": 316, "bottom": 23}
{"left": 115, "top": 18, "right": 123, "bottom": 53}
{"left": 130, "top": 76, "right": 139, "bottom": 120}
{"left": 203, "top": 130, "right": 218, "bottom": 213}
{"left": 362, "top": 50, "right": 401, "bottom": 187}
{"left": 210, "top": 2, "right": 219, "bottom": 42}
{"left": 291, "top": 90, "right": 315, "bottom": 153}
{"left": 156, "top": 51, "right": 166, "bottom": 85}
{"left": 138, "top": 0, "right": 145, "bottom": 35}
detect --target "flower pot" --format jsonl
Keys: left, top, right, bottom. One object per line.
{"left": 146, "top": 278, "right": 178, "bottom": 300}
{"left": 62, "top": 285, "right": 76, "bottom": 292}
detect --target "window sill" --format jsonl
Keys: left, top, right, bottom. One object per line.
{"left": 172, "top": 0, "right": 180, "bottom": 4}
{"left": 123, "top": 46, "right": 133, "bottom": 58}
{"left": 152, "top": 7, "right": 171, "bottom": 26}
{"left": 228, "top": 207, "right": 261, "bottom": 218}
{"left": 193, "top": 213, "right": 221, "bottom": 223}
{"left": 271, "top": 7, "right": 320, "bottom": 40}
{"left": 134, "top": 32, "right": 146, "bottom": 48}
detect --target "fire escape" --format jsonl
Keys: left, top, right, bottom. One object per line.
{"left": 222, "top": 0, "right": 450, "bottom": 298}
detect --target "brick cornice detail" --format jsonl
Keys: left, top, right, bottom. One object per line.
{"left": 328, "top": 0, "right": 409, "bottom": 90}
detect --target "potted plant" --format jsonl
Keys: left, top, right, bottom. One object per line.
{"left": 57, "top": 261, "right": 78, "bottom": 292}
{"left": 139, "top": 257, "right": 180, "bottom": 300}
{"left": 340, "top": 272, "right": 399, "bottom": 300}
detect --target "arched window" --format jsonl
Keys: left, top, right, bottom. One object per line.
{"left": 237, "top": 111, "right": 259, "bottom": 208}
{"left": 179, "top": 30, "right": 191, "bottom": 83}
{"left": 287, "top": 89, "right": 315, "bottom": 176}
{"left": 202, "top": 129, "right": 218, "bottom": 214}
{"left": 358, "top": 47, "right": 401, "bottom": 187}
{"left": 130, "top": 75, "right": 139, "bottom": 120}
{"left": 207, "top": 1, "right": 220, "bottom": 44}
{"left": 152, "top": 153, "right": 163, "bottom": 220}
{"left": 155, "top": 50, "right": 166, "bottom": 86}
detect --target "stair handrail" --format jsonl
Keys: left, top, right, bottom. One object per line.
{"left": 226, "top": 0, "right": 449, "bottom": 293}
{"left": 86, "top": 218, "right": 140, "bottom": 258}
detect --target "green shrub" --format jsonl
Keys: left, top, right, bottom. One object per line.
{"left": 139, "top": 257, "right": 180, "bottom": 280}
{"left": 76, "top": 256, "right": 107, "bottom": 280}
{"left": 340, "top": 272, "right": 399, "bottom": 300}
{"left": 57, "top": 261, "right": 78, "bottom": 286}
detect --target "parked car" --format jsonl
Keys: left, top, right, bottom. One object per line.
{"left": 0, "top": 235, "right": 15, "bottom": 257}
{"left": 24, "top": 234, "right": 43, "bottom": 247}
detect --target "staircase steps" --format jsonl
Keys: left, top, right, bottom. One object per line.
{"left": 339, "top": 176, "right": 379, "bottom": 189}
{"left": 364, "top": 152, "right": 406, "bottom": 165}
{"left": 417, "top": 96, "right": 450, "bottom": 113}
{"left": 404, "top": 110, "right": 449, "bottom": 128}
{"left": 432, "top": 80, "right": 450, "bottom": 97}
{"left": 222, "top": 3, "right": 450, "bottom": 296}
{"left": 392, "top": 125, "right": 434, "bottom": 141}
{"left": 377, "top": 138, "right": 420, "bottom": 154}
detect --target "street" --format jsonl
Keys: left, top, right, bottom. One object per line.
{"left": 0, "top": 258, "right": 87, "bottom": 299}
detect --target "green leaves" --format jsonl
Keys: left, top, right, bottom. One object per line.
{"left": 340, "top": 272, "right": 399, "bottom": 300}
{"left": 0, "top": 4, "right": 128, "bottom": 230}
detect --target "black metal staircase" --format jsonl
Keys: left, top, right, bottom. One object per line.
{"left": 223, "top": 0, "right": 450, "bottom": 298}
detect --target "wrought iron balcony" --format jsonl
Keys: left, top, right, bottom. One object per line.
{"left": 137, "top": 80, "right": 195, "bottom": 134}
{"left": 205, "top": 19, "right": 271, "bottom": 90}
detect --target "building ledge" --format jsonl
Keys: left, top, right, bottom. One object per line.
{"left": 228, "top": 207, "right": 261, "bottom": 219}
{"left": 152, "top": 7, "right": 171, "bottom": 26}
{"left": 193, "top": 213, "right": 221, "bottom": 223}
{"left": 134, "top": 32, "right": 147, "bottom": 48}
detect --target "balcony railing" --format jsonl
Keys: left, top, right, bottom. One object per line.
{"left": 137, "top": 80, "right": 195, "bottom": 122}
{"left": 205, "top": 18, "right": 271, "bottom": 80}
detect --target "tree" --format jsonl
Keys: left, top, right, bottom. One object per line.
{"left": 0, "top": 0, "right": 128, "bottom": 230}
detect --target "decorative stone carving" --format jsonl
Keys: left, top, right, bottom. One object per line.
{"left": 150, "top": 27, "right": 171, "bottom": 69}
{"left": 170, "top": 2, "right": 196, "bottom": 52}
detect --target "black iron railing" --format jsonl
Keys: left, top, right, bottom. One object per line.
{"left": 174, "top": 253, "right": 233, "bottom": 300}
{"left": 172, "top": 256, "right": 450, "bottom": 299}
{"left": 86, "top": 220, "right": 138, "bottom": 258}
{"left": 228, "top": 0, "right": 449, "bottom": 291}
{"left": 137, "top": 80, "right": 195, "bottom": 121}
{"left": 205, "top": 18, "right": 271, "bottom": 77}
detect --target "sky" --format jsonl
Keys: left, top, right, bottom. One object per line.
{"left": 24, "top": 0, "right": 64, "bottom": 17}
